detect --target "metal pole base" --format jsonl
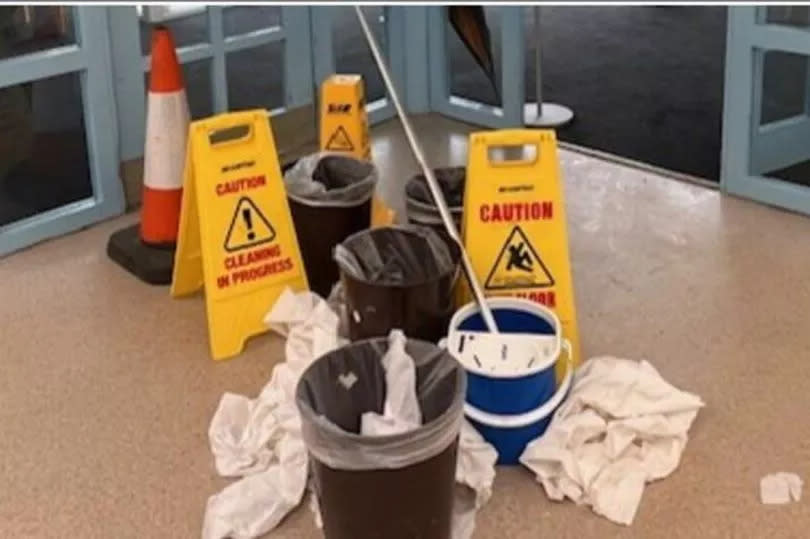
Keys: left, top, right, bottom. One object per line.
{"left": 523, "top": 102, "right": 574, "bottom": 128}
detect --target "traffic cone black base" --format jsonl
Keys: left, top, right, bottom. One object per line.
{"left": 106, "top": 224, "right": 175, "bottom": 285}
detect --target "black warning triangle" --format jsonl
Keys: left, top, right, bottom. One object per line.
{"left": 484, "top": 225, "right": 554, "bottom": 290}
{"left": 325, "top": 125, "right": 354, "bottom": 152}
{"left": 224, "top": 197, "right": 276, "bottom": 252}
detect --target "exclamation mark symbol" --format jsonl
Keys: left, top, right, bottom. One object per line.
{"left": 242, "top": 208, "right": 255, "bottom": 241}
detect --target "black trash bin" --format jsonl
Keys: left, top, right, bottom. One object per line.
{"left": 296, "top": 337, "right": 466, "bottom": 539}
{"left": 284, "top": 154, "right": 377, "bottom": 298}
{"left": 405, "top": 167, "right": 465, "bottom": 249}
{"left": 334, "top": 226, "right": 460, "bottom": 342}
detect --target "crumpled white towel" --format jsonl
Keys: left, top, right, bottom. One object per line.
{"left": 456, "top": 420, "right": 498, "bottom": 509}
{"left": 761, "top": 473, "right": 803, "bottom": 504}
{"left": 360, "top": 330, "right": 422, "bottom": 435}
{"left": 520, "top": 357, "right": 704, "bottom": 526}
{"left": 202, "top": 289, "right": 346, "bottom": 539}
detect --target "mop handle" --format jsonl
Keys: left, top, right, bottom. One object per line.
{"left": 354, "top": 6, "right": 499, "bottom": 334}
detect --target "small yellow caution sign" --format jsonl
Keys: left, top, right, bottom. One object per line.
{"left": 320, "top": 75, "right": 370, "bottom": 160}
{"left": 171, "top": 110, "right": 308, "bottom": 360}
{"left": 461, "top": 129, "right": 581, "bottom": 376}
{"left": 319, "top": 74, "right": 394, "bottom": 227}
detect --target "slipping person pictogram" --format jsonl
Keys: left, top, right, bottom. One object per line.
{"left": 485, "top": 225, "right": 554, "bottom": 290}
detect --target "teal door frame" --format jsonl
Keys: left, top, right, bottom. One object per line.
{"left": 428, "top": 6, "right": 525, "bottom": 128}
{"left": 111, "top": 6, "right": 407, "bottom": 163}
{"left": 722, "top": 7, "right": 810, "bottom": 215}
{"left": 1, "top": 6, "right": 528, "bottom": 256}
{"left": 311, "top": 6, "right": 406, "bottom": 125}
{"left": 0, "top": 7, "right": 124, "bottom": 256}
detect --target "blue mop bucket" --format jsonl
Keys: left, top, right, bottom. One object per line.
{"left": 464, "top": 352, "right": 572, "bottom": 464}
{"left": 449, "top": 298, "right": 565, "bottom": 415}
{"left": 447, "top": 298, "right": 572, "bottom": 464}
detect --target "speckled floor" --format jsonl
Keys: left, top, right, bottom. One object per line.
{"left": 2, "top": 115, "right": 810, "bottom": 538}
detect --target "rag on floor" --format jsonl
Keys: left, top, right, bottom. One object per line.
{"left": 520, "top": 357, "right": 704, "bottom": 526}
{"left": 202, "top": 288, "right": 497, "bottom": 539}
{"left": 760, "top": 472, "right": 803, "bottom": 504}
{"left": 202, "top": 289, "right": 345, "bottom": 539}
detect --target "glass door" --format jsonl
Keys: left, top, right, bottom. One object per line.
{"left": 0, "top": 6, "right": 123, "bottom": 255}
{"left": 110, "top": 5, "right": 315, "bottom": 163}
{"left": 427, "top": 6, "right": 525, "bottom": 128}
{"left": 310, "top": 5, "right": 402, "bottom": 125}
{"left": 722, "top": 7, "right": 810, "bottom": 215}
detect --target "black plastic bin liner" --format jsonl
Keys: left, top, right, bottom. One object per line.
{"left": 296, "top": 337, "right": 466, "bottom": 539}
{"left": 284, "top": 153, "right": 378, "bottom": 297}
{"left": 405, "top": 167, "right": 465, "bottom": 248}
{"left": 333, "top": 226, "right": 460, "bottom": 341}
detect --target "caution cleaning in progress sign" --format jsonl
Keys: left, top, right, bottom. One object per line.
{"left": 171, "top": 110, "right": 308, "bottom": 360}
{"left": 461, "top": 129, "right": 581, "bottom": 376}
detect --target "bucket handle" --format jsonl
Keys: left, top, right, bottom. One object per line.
{"left": 464, "top": 339, "right": 574, "bottom": 429}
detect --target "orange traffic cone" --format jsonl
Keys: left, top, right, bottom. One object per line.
{"left": 107, "top": 26, "right": 190, "bottom": 285}
{"left": 140, "top": 26, "right": 190, "bottom": 246}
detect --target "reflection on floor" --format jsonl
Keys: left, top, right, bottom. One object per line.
{"left": 2, "top": 116, "right": 810, "bottom": 537}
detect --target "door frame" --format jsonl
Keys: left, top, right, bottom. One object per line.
{"left": 0, "top": 6, "right": 124, "bottom": 256}
{"left": 721, "top": 6, "right": 810, "bottom": 215}
{"left": 428, "top": 6, "right": 525, "bottom": 128}
{"left": 310, "top": 5, "right": 404, "bottom": 125}
{"left": 110, "top": 5, "right": 315, "bottom": 163}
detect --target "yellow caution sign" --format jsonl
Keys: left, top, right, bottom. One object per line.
{"left": 461, "top": 129, "right": 581, "bottom": 376}
{"left": 320, "top": 74, "right": 370, "bottom": 160}
{"left": 319, "top": 74, "right": 395, "bottom": 227}
{"left": 171, "top": 110, "right": 308, "bottom": 360}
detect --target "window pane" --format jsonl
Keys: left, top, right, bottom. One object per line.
{"left": 0, "top": 6, "right": 75, "bottom": 60}
{"left": 763, "top": 7, "right": 810, "bottom": 30}
{"left": 333, "top": 6, "right": 386, "bottom": 104}
{"left": 139, "top": 9, "right": 208, "bottom": 55}
{"left": 145, "top": 59, "right": 213, "bottom": 120}
{"left": 0, "top": 72, "right": 91, "bottom": 226}
{"left": 760, "top": 50, "right": 808, "bottom": 125}
{"left": 752, "top": 48, "right": 810, "bottom": 188}
{"left": 448, "top": 7, "right": 500, "bottom": 106}
{"left": 227, "top": 42, "right": 285, "bottom": 111}
{"left": 224, "top": 6, "right": 281, "bottom": 37}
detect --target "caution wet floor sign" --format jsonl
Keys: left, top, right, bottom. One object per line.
{"left": 461, "top": 129, "right": 580, "bottom": 374}
{"left": 171, "top": 110, "right": 308, "bottom": 360}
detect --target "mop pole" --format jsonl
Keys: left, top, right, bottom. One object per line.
{"left": 355, "top": 6, "right": 498, "bottom": 333}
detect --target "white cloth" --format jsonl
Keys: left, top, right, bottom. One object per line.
{"left": 456, "top": 420, "right": 498, "bottom": 509}
{"left": 202, "top": 289, "right": 346, "bottom": 539}
{"left": 202, "top": 289, "right": 497, "bottom": 539}
{"left": 520, "top": 357, "right": 704, "bottom": 526}
{"left": 761, "top": 473, "right": 803, "bottom": 504}
{"left": 361, "top": 330, "right": 422, "bottom": 436}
